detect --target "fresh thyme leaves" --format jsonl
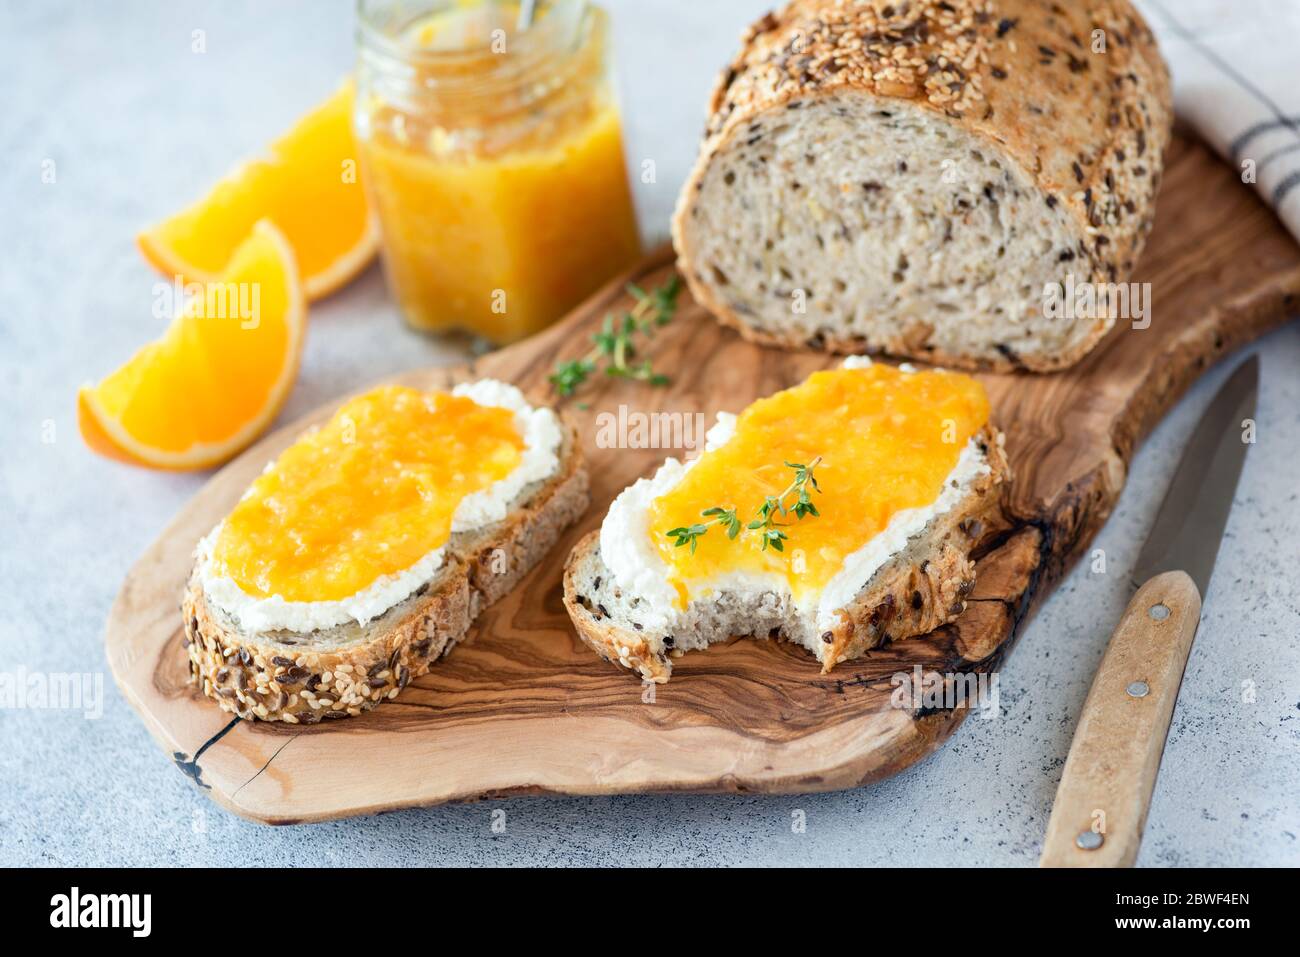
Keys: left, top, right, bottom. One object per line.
{"left": 666, "top": 506, "right": 742, "bottom": 553}
{"left": 746, "top": 457, "right": 823, "bottom": 551}
{"left": 549, "top": 276, "right": 682, "bottom": 397}
{"left": 666, "top": 457, "right": 823, "bottom": 554}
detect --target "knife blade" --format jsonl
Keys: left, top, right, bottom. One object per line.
{"left": 1040, "top": 355, "right": 1259, "bottom": 867}
{"left": 1133, "top": 355, "right": 1259, "bottom": 595}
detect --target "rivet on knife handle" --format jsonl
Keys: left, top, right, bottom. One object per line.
{"left": 1039, "top": 570, "right": 1202, "bottom": 868}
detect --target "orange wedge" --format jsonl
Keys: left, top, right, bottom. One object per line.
{"left": 138, "top": 81, "right": 377, "bottom": 301}
{"left": 80, "top": 221, "right": 306, "bottom": 471}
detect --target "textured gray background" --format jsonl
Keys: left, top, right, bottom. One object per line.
{"left": 1, "top": 0, "right": 1297, "bottom": 867}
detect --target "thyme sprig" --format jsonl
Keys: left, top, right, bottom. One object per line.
{"left": 549, "top": 276, "right": 682, "bottom": 397}
{"left": 666, "top": 457, "right": 823, "bottom": 554}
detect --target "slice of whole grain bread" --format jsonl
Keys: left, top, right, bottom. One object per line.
{"left": 183, "top": 422, "right": 588, "bottom": 723}
{"left": 563, "top": 425, "right": 1009, "bottom": 682}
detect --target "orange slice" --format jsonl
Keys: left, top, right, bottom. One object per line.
{"left": 137, "top": 81, "right": 377, "bottom": 301}
{"left": 79, "top": 221, "right": 306, "bottom": 470}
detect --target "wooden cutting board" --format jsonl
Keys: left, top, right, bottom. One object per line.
{"left": 105, "top": 132, "right": 1300, "bottom": 824}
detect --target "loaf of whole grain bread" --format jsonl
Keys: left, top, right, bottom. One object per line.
{"left": 672, "top": 0, "right": 1172, "bottom": 371}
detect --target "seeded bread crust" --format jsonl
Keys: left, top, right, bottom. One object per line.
{"left": 183, "top": 422, "right": 589, "bottom": 724}
{"left": 672, "top": 0, "right": 1172, "bottom": 371}
{"left": 563, "top": 424, "right": 1010, "bottom": 682}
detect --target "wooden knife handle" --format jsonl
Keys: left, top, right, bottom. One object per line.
{"left": 1039, "top": 569, "right": 1202, "bottom": 867}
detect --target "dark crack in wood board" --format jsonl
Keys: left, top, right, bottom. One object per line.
{"left": 105, "top": 132, "right": 1300, "bottom": 823}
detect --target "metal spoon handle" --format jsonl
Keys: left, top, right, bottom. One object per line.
{"left": 517, "top": 0, "right": 537, "bottom": 30}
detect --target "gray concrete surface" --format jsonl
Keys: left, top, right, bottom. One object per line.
{"left": 1, "top": 0, "right": 1297, "bottom": 867}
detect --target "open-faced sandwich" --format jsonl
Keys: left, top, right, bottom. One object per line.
{"left": 563, "top": 358, "right": 1009, "bottom": 681}
{"left": 183, "top": 380, "right": 588, "bottom": 722}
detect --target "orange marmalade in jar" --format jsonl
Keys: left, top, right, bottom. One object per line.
{"left": 355, "top": 0, "right": 642, "bottom": 343}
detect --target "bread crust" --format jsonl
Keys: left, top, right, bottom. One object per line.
{"left": 672, "top": 0, "right": 1172, "bottom": 371}
{"left": 183, "top": 421, "right": 589, "bottom": 723}
{"left": 563, "top": 424, "right": 1011, "bottom": 681}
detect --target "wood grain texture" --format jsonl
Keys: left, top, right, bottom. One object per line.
{"left": 1039, "top": 571, "right": 1202, "bottom": 868}
{"left": 104, "top": 132, "right": 1300, "bottom": 824}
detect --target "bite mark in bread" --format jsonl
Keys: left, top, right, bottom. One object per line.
{"left": 563, "top": 425, "right": 1011, "bottom": 681}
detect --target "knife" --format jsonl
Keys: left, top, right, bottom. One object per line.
{"left": 1039, "top": 355, "right": 1259, "bottom": 867}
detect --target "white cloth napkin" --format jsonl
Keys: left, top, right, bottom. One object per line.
{"left": 1137, "top": 0, "right": 1300, "bottom": 241}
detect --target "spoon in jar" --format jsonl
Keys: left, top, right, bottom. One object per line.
{"left": 517, "top": 0, "right": 537, "bottom": 30}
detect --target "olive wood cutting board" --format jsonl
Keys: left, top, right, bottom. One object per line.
{"left": 105, "top": 131, "right": 1300, "bottom": 824}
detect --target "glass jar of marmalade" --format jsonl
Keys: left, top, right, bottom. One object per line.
{"left": 355, "top": 0, "right": 642, "bottom": 344}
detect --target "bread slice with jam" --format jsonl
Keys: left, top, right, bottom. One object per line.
{"left": 563, "top": 359, "right": 1010, "bottom": 681}
{"left": 183, "top": 382, "right": 588, "bottom": 723}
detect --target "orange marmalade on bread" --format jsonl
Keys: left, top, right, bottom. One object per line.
{"left": 209, "top": 385, "right": 523, "bottom": 603}
{"left": 648, "top": 363, "right": 990, "bottom": 607}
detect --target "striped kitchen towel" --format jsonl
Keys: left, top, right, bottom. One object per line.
{"left": 1138, "top": 0, "right": 1300, "bottom": 241}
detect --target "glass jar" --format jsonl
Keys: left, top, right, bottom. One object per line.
{"left": 355, "top": 0, "right": 642, "bottom": 344}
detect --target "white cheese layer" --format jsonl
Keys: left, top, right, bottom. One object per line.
{"left": 599, "top": 357, "right": 990, "bottom": 634}
{"left": 199, "top": 379, "right": 563, "bottom": 635}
